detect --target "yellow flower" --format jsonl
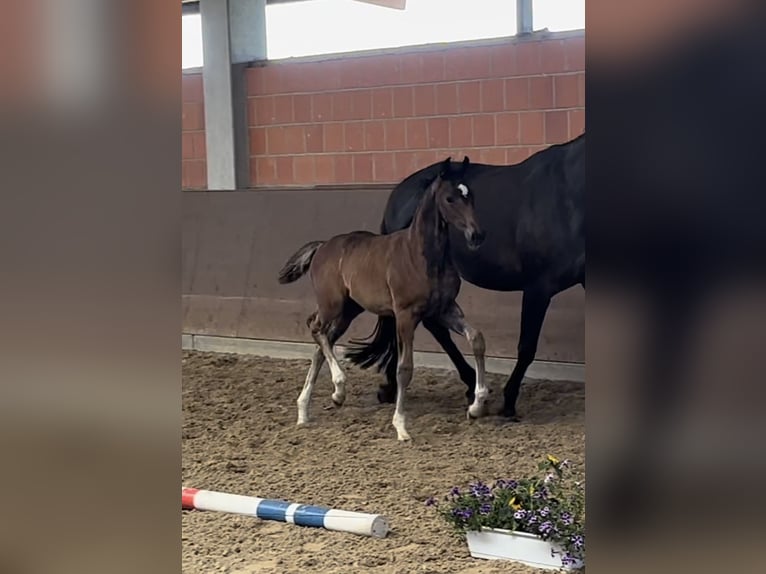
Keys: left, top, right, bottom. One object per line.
{"left": 529, "top": 485, "right": 534, "bottom": 495}
{"left": 508, "top": 496, "right": 522, "bottom": 511}
{"left": 547, "top": 454, "right": 560, "bottom": 465}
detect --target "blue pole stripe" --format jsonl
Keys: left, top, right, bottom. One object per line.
{"left": 256, "top": 499, "right": 291, "bottom": 521}
{"left": 293, "top": 504, "right": 330, "bottom": 528}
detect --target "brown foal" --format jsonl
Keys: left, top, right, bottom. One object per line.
{"left": 278, "top": 156, "right": 489, "bottom": 441}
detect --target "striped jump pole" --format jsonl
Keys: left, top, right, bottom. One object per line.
{"left": 182, "top": 487, "right": 390, "bottom": 538}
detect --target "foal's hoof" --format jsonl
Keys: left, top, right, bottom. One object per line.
{"left": 377, "top": 386, "right": 397, "bottom": 404}
{"left": 331, "top": 393, "right": 345, "bottom": 407}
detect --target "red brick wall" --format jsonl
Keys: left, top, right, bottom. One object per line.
{"left": 181, "top": 32, "right": 585, "bottom": 189}
{"left": 182, "top": 74, "right": 207, "bottom": 189}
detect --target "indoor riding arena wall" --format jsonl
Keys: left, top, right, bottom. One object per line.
{"left": 182, "top": 30, "right": 585, "bottom": 364}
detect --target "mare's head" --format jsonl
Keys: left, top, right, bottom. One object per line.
{"left": 430, "top": 156, "right": 485, "bottom": 250}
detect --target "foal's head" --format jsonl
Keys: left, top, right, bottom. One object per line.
{"left": 430, "top": 156, "right": 485, "bottom": 250}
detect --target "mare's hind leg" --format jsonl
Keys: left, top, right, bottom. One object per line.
{"left": 438, "top": 305, "right": 489, "bottom": 419}
{"left": 377, "top": 318, "right": 477, "bottom": 404}
{"left": 503, "top": 287, "right": 551, "bottom": 419}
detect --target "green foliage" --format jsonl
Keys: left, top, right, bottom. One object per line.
{"left": 426, "top": 455, "right": 585, "bottom": 569}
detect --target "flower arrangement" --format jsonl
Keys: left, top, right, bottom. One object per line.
{"left": 426, "top": 455, "right": 585, "bottom": 569}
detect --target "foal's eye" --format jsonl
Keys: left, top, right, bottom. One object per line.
{"left": 446, "top": 196, "right": 455, "bottom": 204}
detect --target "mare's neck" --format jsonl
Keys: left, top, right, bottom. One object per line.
{"left": 409, "top": 187, "right": 451, "bottom": 277}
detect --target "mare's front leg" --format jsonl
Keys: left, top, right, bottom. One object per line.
{"left": 392, "top": 311, "right": 418, "bottom": 441}
{"left": 439, "top": 304, "right": 489, "bottom": 419}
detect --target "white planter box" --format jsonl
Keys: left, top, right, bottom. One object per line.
{"left": 465, "top": 527, "right": 583, "bottom": 571}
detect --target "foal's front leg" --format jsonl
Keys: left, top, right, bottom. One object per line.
{"left": 392, "top": 311, "right": 418, "bottom": 441}
{"left": 439, "top": 304, "right": 489, "bottom": 419}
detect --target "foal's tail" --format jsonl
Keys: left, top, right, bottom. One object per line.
{"left": 277, "top": 240, "right": 324, "bottom": 284}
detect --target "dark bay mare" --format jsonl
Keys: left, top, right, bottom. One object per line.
{"left": 277, "top": 157, "right": 490, "bottom": 441}
{"left": 345, "top": 133, "right": 585, "bottom": 419}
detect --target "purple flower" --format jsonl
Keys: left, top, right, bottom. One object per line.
{"left": 460, "top": 508, "right": 474, "bottom": 520}
{"left": 513, "top": 510, "right": 526, "bottom": 520}
{"left": 479, "top": 503, "right": 492, "bottom": 515}
{"left": 571, "top": 534, "right": 584, "bottom": 549}
{"left": 561, "top": 553, "right": 577, "bottom": 567}
{"left": 543, "top": 473, "right": 555, "bottom": 484}
{"left": 469, "top": 481, "right": 492, "bottom": 498}
{"left": 449, "top": 486, "right": 461, "bottom": 497}
{"left": 424, "top": 497, "right": 437, "bottom": 507}
{"left": 527, "top": 514, "right": 538, "bottom": 525}
{"left": 561, "top": 512, "right": 573, "bottom": 525}
{"left": 538, "top": 521, "right": 554, "bottom": 535}
{"left": 507, "top": 480, "right": 518, "bottom": 489}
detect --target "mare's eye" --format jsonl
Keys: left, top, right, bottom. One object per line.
{"left": 446, "top": 196, "right": 455, "bottom": 204}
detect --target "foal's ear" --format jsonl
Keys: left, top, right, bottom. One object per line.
{"left": 439, "top": 156, "right": 452, "bottom": 177}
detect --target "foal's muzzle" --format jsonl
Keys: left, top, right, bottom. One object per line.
{"left": 466, "top": 228, "right": 485, "bottom": 250}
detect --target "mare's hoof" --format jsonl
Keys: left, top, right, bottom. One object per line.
{"left": 377, "top": 387, "right": 396, "bottom": 404}
{"left": 501, "top": 408, "right": 521, "bottom": 422}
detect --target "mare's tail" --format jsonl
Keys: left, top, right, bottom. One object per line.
{"left": 344, "top": 314, "right": 398, "bottom": 374}
{"left": 277, "top": 241, "right": 324, "bottom": 284}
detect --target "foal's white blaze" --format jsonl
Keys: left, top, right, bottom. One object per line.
{"left": 458, "top": 183, "right": 469, "bottom": 198}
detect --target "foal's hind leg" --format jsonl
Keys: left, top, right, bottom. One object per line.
{"left": 312, "top": 302, "right": 362, "bottom": 408}
{"left": 297, "top": 311, "right": 326, "bottom": 425}
{"left": 439, "top": 304, "right": 489, "bottom": 419}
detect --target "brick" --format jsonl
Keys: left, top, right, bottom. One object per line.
{"left": 273, "top": 95, "right": 293, "bottom": 124}
{"left": 293, "top": 156, "right": 314, "bottom": 184}
{"left": 293, "top": 94, "right": 312, "bottom": 123}
{"left": 564, "top": 36, "right": 585, "bottom": 72}
{"left": 449, "top": 116, "right": 473, "bottom": 147}
{"left": 569, "top": 109, "right": 585, "bottom": 138}
{"left": 400, "top": 52, "right": 444, "bottom": 84}
{"left": 372, "top": 88, "right": 393, "bottom": 119}
{"left": 276, "top": 157, "right": 294, "bottom": 184}
{"left": 545, "top": 111, "right": 569, "bottom": 143}
{"left": 344, "top": 122, "right": 365, "bottom": 152}
{"left": 496, "top": 113, "right": 520, "bottom": 145}
{"left": 529, "top": 76, "right": 554, "bottom": 109}
{"left": 351, "top": 90, "right": 372, "bottom": 120}
{"left": 373, "top": 153, "right": 396, "bottom": 182}
{"left": 249, "top": 128, "right": 267, "bottom": 155}
{"left": 182, "top": 133, "right": 194, "bottom": 160}
{"left": 481, "top": 147, "right": 506, "bottom": 165}
{"left": 417, "top": 150, "right": 440, "bottom": 168}
{"left": 332, "top": 91, "right": 355, "bottom": 121}
{"left": 540, "top": 40, "right": 567, "bottom": 73}
{"left": 258, "top": 65, "right": 283, "bottom": 95}
{"left": 481, "top": 79, "right": 505, "bottom": 112}
{"left": 435, "top": 83, "right": 458, "bottom": 115}
{"left": 392, "top": 86, "right": 413, "bottom": 118}
{"left": 364, "top": 121, "right": 385, "bottom": 151}
{"left": 335, "top": 154, "right": 353, "bottom": 183}
{"left": 254, "top": 157, "right": 277, "bottom": 186}
{"left": 458, "top": 81, "right": 481, "bottom": 113}
{"left": 191, "top": 132, "right": 206, "bottom": 159}
{"left": 506, "top": 147, "right": 530, "bottom": 165}
{"left": 444, "top": 47, "right": 491, "bottom": 81}
{"left": 305, "top": 125, "right": 324, "bottom": 153}
{"left": 353, "top": 153, "right": 374, "bottom": 182}
{"left": 367, "top": 55, "right": 402, "bottom": 86}
{"left": 413, "top": 85, "right": 436, "bottom": 116}
{"left": 405, "top": 118, "right": 428, "bottom": 149}
{"left": 182, "top": 75, "right": 203, "bottom": 103}
{"left": 324, "top": 123, "right": 345, "bottom": 152}
{"left": 472, "top": 115, "right": 495, "bottom": 147}
{"left": 254, "top": 97, "right": 275, "bottom": 125}
{"left": 490, "top": 45, "right": 516, "bottom": 77}
{"left": 314, "top": 155, "right": 335, "bottom": 184}
{"left": 266, "top": 127, "right": 286, "bottom": 154}
{"left": 428, "top": 117, "right": 449, "bottom": 148}
{"left": 516, "top": 41, "right": 541, "bottom": 75}
{"left": 284, "top": 126, "right": 306, "bottom": 153}
{"left": 312, "top": 93, "right": 333, "bottom": 122}
{"left": 520, "top": 112, "right": 544, "bottom": 145}
{"left": 394, "top": 152, "right": 419, "bottom": 179}
{"left": 384, "top": 119, "right": 406, "bottom": 151}
{"left": 505, "top": 78, "right": 529, "bottom": 111}
{"left": 182, "top": 102, "right": 204, "bottom": 131}
{"left": 553, "top": 74, "right": 579, "bottom": 108}
{"left": 187, "top": 161, "right": 207, "bottom": 188}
